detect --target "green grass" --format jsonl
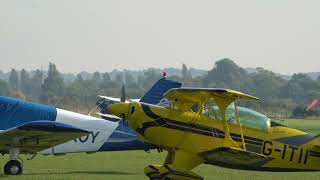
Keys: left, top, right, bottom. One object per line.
{"left": 2, "top": 119, "right": 320, "bottom": 180}
{"left": 278, "top": 118, "right": 320, "bottom": 135}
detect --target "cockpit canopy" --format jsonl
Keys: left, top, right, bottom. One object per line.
{"left": 203, "top": 102, "right": 270, "bottom": 131}
{"left": 225, "top": 106, "right": 269, "bottom": 131}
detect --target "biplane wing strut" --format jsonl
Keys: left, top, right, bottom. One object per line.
{"left": 214, "top": 96, "right": 241, "bottom": 148}
{"left": 164, "top": 88, "right": 260, "bottom": 150}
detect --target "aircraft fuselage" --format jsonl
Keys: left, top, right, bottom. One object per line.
{"left": 109, "top": 101, "right": 320, "bottom": 171}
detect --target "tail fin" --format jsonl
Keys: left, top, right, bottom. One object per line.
{"left": 139, "top": 77, "right": 182, "bottom": 105}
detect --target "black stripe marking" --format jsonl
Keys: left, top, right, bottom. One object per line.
{"left": 136, "top": 121, "right": 158, "bottom": 135}
{"left": 309, "top": 151, "right": 320, "bottom": 157}
{"left": 310, "top": 150, "right": 320, "bottom": 156}
{"left": 141, "top": 103, "right": 161, "bottom": 119}
{"left": 140, "top": 103, "right": 264, "bottom": 147}
{"left": 304, "top": 150, "right": 309, "bottom": 164}
{"left": 273, "top": 134, "right": 316, "bottom": 147}
{"left": 282, "top": 145, "right": 287, "bottom": 159}
{"left": 165, "top": 118, "right": 263, "bottom": 143}
{"left": 298, "top": 148, "right": 303, "bottom": 163}
{"left": 162, "top": 121, "right": 262, "bottom": 146}
{"left": 270, "top": 121, "right": 287, "bottom": 127}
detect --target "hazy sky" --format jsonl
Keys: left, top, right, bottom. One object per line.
{"left": 0, "top": 1, "right": 319, "bottom": 74}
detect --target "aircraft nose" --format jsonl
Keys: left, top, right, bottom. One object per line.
{"left": 106, "top": 102, "right": 130, "bottom": 119}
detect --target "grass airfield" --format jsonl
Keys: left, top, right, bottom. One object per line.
{"left": 2, "top": 119, "right": 320, "bottom": 180}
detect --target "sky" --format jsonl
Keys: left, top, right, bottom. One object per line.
{"left": 0, "top": 1, "right": 319, "bottom": 74}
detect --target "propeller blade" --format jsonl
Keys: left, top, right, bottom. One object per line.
{"left": 98, "top": 95, "right": 121, "bottom": 102}
{"left": 121, "top": 112, "right": 126, "bottom": 127}
{"left": 121, "top": 84, "right": 126, "bottom": 102}
{"left": 96, "top": 112, "right": 122, "bottom": 122}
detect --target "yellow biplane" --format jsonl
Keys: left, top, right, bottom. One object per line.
{"left": 106, "top": 88, "right": 320, "bottom": 180}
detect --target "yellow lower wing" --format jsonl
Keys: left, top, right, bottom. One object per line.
{"left": 203, "top": 147, "right": 272, "bottom": 169}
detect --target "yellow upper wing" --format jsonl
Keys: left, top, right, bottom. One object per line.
{"left": 164, "top": 88, "right": 259, "bottom": 110}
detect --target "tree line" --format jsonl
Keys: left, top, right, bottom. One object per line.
{"left": 0, "top": 59, "right": 319, "bottom": 118}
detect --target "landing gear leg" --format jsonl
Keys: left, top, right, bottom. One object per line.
{"left": 145, "top": 164, "right": 202, "bottom": 180}
{"left": 4, "top": 148, "right": 22, "bottom": 175}
{"left": 145, "top": 164, "right": 161, "bottom": 180}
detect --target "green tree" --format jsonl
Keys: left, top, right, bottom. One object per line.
{"left": 9, "top": 69, "right": 19, "bottom": 91}
{"left": 92, "top": 71, "right": 101, "bottom": 82}
{"left": 20, "top": 69, "right": 31, "bottom": 95}
{"left": 182, "top": 64, "right": 192, "bottom": 85}
{"left": 248, "top": 69, "right": 286, "bottom": 100}
{"left": 292, "top": 106, "right": 306, "bottom": 118}
{"left": 182, "top": 64, "right": 188, "bottom": 81}
{"left": 64, "top": 74, "right": 89, "bottom": 109}
{"left": 29, "top": 69, "right": 43, "bottom": 99}
{"left": 124, "top": 70, "right": 137, "bottom": 86}
{"left": 115, "top": 72, "right": 124, "bottom": 83}
{"left": 102, "top": 72, "right": 110, "bottom": 81}
{"left": 75, "top": 74, "right": 84, "bottom": 83}
{"left": 281, "top": 73, "right": 320, "bottom": 104}
{"left": 91, "top": 71, "right": 102, "bottom": 91}
{"left": 40, "top": 63, "right": 65, "bottom": 104}
{"left": 98, "top": 72, "right": 122, "bottom": 97}
{"left": 204, "top": 59, "right": 249, "bottom": 90}
{"left": 139, "top": 69, "right": 162, "bottom": 91}
{"left": 124, "top": 70, "right": 143, "bottom": 98}
{"left": 0, "top": 80, "right": 8, "bottom": 95}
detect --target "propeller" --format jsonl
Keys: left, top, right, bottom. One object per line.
{"left": 120, "top": 84, "right": 126, "bottom": 102}
{"left": 96, "top": 84, "right": 127, "bottom": 116}
{"left": 120, "top": 84, "right": 128, "bottom": 126}
{"left": 96, "top": 84, "right": 128, "bottom": 127}
{"left": 96, "top": 112, "right": 122, "bottom": 122}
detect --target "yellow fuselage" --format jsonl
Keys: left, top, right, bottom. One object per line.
{"left": 109, "top": 102, "right": 320, "bottom": 171}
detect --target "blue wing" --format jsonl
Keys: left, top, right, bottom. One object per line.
{"left": 0, "top": 121, "right": 89, "bottom": 154}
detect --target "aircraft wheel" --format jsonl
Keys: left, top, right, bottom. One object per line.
{"left": 4, "top": 160, "right": 22, "bottom": 175}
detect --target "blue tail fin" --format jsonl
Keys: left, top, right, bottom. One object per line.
{"left": 139, "top": 77, "right": 182, "bottom": 105}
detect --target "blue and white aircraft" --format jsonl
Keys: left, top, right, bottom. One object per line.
{"left": 0, "top": 76, "right": 181, "bottom": 175}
